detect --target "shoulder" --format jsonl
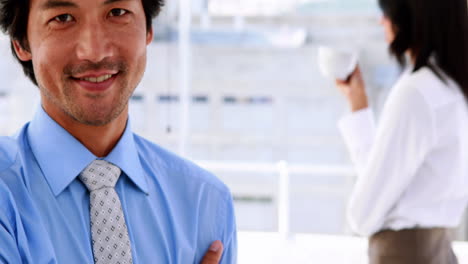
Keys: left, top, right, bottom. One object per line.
{"left": 0, "top": 123, "right": 31, "bottom": 176}
{"left": 0, "top": 126, "right": 39, "bottom": 233}
{"left": 399, "top": 67, "right": 463, "bottom": 108}
{"left": 132, "top": 134, "right": 231, "bottom": 196}
{"left": 0, "top": 137, "right": 22, "bottom": 225}
{"left": 0, "top": 124, "right": 36, "bottom": 196}
{"left": 0, "top": 136, "right": 20, "bottom": 173}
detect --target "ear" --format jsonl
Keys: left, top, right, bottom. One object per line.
{"left": 12, "top": 40, "right": 32, "bottom": 61}
{"left": 146, "top": 27, "right": 154, "bottom": 45}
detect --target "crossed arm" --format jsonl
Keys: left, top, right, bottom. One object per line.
{"left": 201, "top": 240, "right": 224, "bottom": 264}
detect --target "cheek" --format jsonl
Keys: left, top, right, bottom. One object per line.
{"left": 126, "top": 46, "right": 147, "bottom": 89}
{"left": 118, "top": 29, "right": 148, "bottom": 71}
{"left": 122, "top": 28, "right": 148, "bottom": 55}
{"left": 381, "top": 20, "right": 395, "bottom": 43}
{"left": 31, "top": 41, "right": 68, "bottom": 82}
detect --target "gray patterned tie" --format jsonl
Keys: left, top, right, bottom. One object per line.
{"left": 79, "top": 160, "right": 133, "bottom": 264}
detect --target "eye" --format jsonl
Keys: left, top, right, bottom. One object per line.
{"left": 109, "top": 8, "right": 128, "bottom": 17}
{"left": 53, "top": 14, "right": 74, "bottom": 23}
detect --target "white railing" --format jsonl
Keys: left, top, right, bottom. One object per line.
{"left": 197, "top": 160, "right": 468, "bottom": 241}
{"left": 196, "top": 160, "right": 356, "bottom": 238}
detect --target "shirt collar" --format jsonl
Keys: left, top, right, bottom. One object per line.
{"left": 27, "top": 107, "right": 148, "bottom": 196}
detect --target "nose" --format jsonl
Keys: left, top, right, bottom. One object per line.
{"left": 75, "top": 20, "right": 114, "bottom": 63}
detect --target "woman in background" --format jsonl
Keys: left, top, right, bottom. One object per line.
{"left": 336, "top": 0, "right": 468, "bottom": 263}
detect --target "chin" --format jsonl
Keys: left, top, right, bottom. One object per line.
{"left": 68, "top": 107, "right": 121, "bottom": 126}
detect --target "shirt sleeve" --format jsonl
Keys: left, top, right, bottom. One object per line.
{"left": 338, "top": 84, "right": 436, "bottom": 236}
{"left": 219, "top": 191, "right": 237, "bottom": 264}
{"left": 338, "top": 108, "right": 377, "bottom": 175}
{"left": 195, "top": 182, "right": 238, "bottom": 264}
{"left": 0, "top": 181, "right": 24, "bottom": 264}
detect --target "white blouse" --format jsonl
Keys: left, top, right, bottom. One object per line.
{"left": 338, "top": 66, "right": 468, "bottom": 236}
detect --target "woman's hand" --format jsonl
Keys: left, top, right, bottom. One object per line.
{"left": 335, "top": 66, "right": 369, "bottom": 112}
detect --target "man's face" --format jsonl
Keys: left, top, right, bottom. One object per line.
{"left": 15, "top": 0, "right": 153, "bottom": 126}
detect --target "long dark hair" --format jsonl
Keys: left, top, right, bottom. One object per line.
{"left": 378, "top": 0, "right": 468, "bottom": 100}
{"left": 0, "top": 0, "right": 164, "bottom": 86}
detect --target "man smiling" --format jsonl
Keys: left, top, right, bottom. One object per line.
{"left": 0, "top": 0, "right": 236, "bottom": 263}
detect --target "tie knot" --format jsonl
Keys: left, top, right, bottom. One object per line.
{"left": 79, "top": 160, "right": 121, "bottom": 191}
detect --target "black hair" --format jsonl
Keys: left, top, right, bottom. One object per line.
{"left": 0, "top": 0, "right": 164, "bottom": 86}
{"left": 378, "top": 0, "right": 468, "bottom": 100}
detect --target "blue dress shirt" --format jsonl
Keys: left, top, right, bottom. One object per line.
{"left": 0, "top": 107, "right": 237, "bottom": 264}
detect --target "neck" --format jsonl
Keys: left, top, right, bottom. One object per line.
{"left": 42, "top": 104, "right": 128, "bottom": 158}
{"left": 407, "top": 50, "right": 416, "bottom": 64}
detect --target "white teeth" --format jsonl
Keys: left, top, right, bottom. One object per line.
{"left": 80, "top": 74, "right": 113, "bottom": 83}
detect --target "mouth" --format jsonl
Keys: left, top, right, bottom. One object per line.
{"left": 78, "top": 74, "right": 115, "bottom": 83}
{"left": 71, "top": 72, "right": 119, "bottom": 92}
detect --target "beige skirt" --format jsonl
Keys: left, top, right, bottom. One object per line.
{"left": 368, "top": 228, "right": 458, "bottom": 264}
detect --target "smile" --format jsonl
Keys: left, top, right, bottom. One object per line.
{"left": 79, "top": 74, "right": 114, "bottom": 83}
{"left": 73, "top": 73, "right": 119, "bottom": 93}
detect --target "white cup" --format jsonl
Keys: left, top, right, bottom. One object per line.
{"left": 318, "top": 46, "right": 358, "bottom": 81}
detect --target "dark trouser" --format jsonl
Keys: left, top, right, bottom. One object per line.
{"left": 368, "top": 228, "right": 458, "bottom": 264}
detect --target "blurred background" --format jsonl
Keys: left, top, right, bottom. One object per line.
{"left": 1, "top": 0, "right": 467, "bottom": 263}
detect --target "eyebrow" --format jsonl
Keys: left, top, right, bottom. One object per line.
{"left": 41, "top": 0, "right": 78, "bottom": 10}
{"left": 41, "top": 0, "right": 130, "bottom": 10}
{"left": 103, "top": 0, "right": 131, "bottom": 5}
